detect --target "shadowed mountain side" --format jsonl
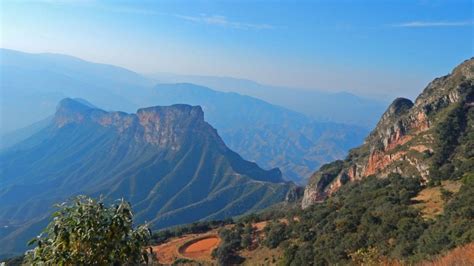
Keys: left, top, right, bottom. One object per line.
{"left": 149, "top": 83, "right": 368, "bottom": 183}
{"left": 1, "top": 49, "right": 368, "bottom": 183}
{"left": 0, "top": 98, "right": 295, "bottom": 256}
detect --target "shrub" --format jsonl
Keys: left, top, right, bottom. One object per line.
{"left": 24, "top": 195, "right": 153, "bottom": 265}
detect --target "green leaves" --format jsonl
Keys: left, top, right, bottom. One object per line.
{"left": 24, "top": 195, "right": 153, "bottom": 265}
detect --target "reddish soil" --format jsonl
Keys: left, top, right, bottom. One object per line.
{"left": 152, "top": 235, "right": 191, "bottom": 264}
{"left": 152, "top": 233, "right": 220, "bottom": 264}
{"left": 253, "top": 221, "right": 268, "bottom": 231}
{"left": 180, "top": 236, "right": 221, "bottom": 260}
{"left": 151, "top": 219, "right": 295, "bottom": 264}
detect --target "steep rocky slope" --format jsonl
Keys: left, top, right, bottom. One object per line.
{"left": 0, "top": 99, "right": 295, "bottom": 256}
{"left": 150, "top": 83, "right": 367, "bottom": 183}
{"left": 303, "top": 58, "right": 474, "bottom": 208}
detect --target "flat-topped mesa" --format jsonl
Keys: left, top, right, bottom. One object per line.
{"left": 137, "top": 104, "right": 206, "bottom": 137}
{"left": 302, "top": 57, "right": 474, "bottom": 209}
{"left": 52, "top": 98, "right": 220, "bottom": 149}
{"left": 136, "top": 104, "right": 220, "bottom": 149}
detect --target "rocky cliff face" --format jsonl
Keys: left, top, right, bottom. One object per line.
{"left": 303, "top": 58, "right": 474, "bottom": 209}
{"left": 55, "top": 98, "right": 220, "bottom": 150}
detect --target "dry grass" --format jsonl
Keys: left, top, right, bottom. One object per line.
{"left": 151, "top": 220, "right": 289, "bottom": 265}
{"left": 240, "top": 246, "right": 283, "bottom": 266}
{"left": 420, "top": 242, "right": 474, "bottom": 266}
{"left": 412, "top": 180, "right": 462, "bottom": 219}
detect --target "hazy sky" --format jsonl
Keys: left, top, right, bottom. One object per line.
{"left": 1, "top": 0, "right": 473, "bottom": 99}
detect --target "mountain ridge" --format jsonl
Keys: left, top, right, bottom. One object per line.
{"left": 149, "top": 83, "right": 368, "bottom": 183}
{"left": 302, "top": 57, "right": 474, "bottom": 208}
{"left": 1, "top": 49, "right": 370, "bottom": 183}
{"left": 0, "top": 98, "right": 294, "bottom": 256}
{"left": 149, "top": 72, "right": 387, "bottom": 128}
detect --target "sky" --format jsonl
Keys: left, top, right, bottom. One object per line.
{"left": 1, "top": 0, "right": 473, "bottom": 99}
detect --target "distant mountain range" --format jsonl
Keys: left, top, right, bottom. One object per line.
{"left": 0, "top": 98, "right": 296, "bottom": 257}
{"left": 145, "top": 83, "right": 368, "bottom": 183}
{"left": 0, "top": 48, "right": 371, "bottom": 183}
{"left": 149, "top": 72, "right": 387, "bottom": 128}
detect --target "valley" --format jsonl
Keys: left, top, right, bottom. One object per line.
{"left": 144, "top": 58, "right": 474, "bottom": 265}
{"left": 0, "top": 2, "right": 472, "bottom": 263}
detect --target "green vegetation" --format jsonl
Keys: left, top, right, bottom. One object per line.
{"left": 171, "top": 258, "right": 195, "bottom": 265}
{"left": 440, "top": 187, "right": 454, "bottom": 202}
{"left": 241, "top": 223, "right": 254, "bottom": 249}
{"left": 430, "top": 85, "right": 474, "bottom": 183}
{"left": 211, "top": 222, "right": 256, "bottom": 265}
{"left": 151, "top": 219, "right": 232, "bottom": 245}
{"left": 0, "top": 98, "right": 295, "bottom": 257}
{"left": 248, "top": 60, "right": 474, "bottom": 265}
{"left": 282, "top": 174, "right": 426, "bottom": 265}
{"left": 308, "top": 160, "right": 345, "bottom": 185}
{"left": 262, "top": 174, "right": 474, "bottom": 265}
{"left": 263, "top": 221, "right": 288, "bottom": 249}
{"left": 430, "top": 104, "right": 466, "bottom": 182}
{"left": 24, "top": 196, "right": 153, "bottom": 265}
{"left": 417, "top": 174, "right": 474, "bottom": 256}
{"left": 212, "top": 225, "right": 242, "bottom": 265}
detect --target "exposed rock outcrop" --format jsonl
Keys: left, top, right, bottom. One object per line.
{"left": 55, "top": 99, "right": 221, "bottom": 150}
{"left": 302, "top": 58, "right": 474, "bottom": 209}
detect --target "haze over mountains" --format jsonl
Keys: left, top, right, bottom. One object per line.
{"left": 1, "top": 0, "right": 472, "bottom": 263}
{"left": 149, "top": 73, "right": 388, "bottom": 128}
{"left": 0, "top": 49, "right": 379, "bottom": 256}
{"left": 0, "top": 98, "right": 296, "bottom": 257}
{"left": 147, "top": 83, "right": 368, "bottom": 182}
{"left": 0, "top": 48, "right": 376, "bottom": 182}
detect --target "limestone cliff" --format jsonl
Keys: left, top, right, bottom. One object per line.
{"left": 303, "top": 58, "right": 474, "bottom": 208}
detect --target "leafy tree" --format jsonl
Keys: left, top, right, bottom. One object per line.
{"left": 264, "top": 221, "right": 288, "bottom": 248}
{"left": 279, "top": 176, "right": 427, "bottom": 264}
{"left": 349, "top": 247, "right": 382, "bottom": 266}
{"left": 276, "top": 173, "right": 474, "bottom": 265}
{"left": 417, "top": 175, "right": 474, "bottom": 256}
{"left": 430, "top": 103, "right": 471, "bottom": 182}
{"left": 212, "top": 227, "right": 242, "bottom": 265}
{"left": 24, "top": 195, "right": 153, "bottom": 265}
{"left": 151, "top": 219, "right": 231, "bottom": 245}
{"left": 241, "top": 223, "right": 254, "bottom": 249}
{"left": 440, "top": 188, "right": 454, "bottom": 202}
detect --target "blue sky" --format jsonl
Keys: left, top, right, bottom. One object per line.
{"left": 1, "top": 0, "right": 473, "bottom": 99}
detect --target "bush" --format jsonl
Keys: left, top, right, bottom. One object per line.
{"left": 280, "top": 176, "right": 427, "bottom": 264}
{"left": 241, "top": 223, "right": 254, "bottom": 249}
{"left": 24, "top": 195, "right": 153, "bottom": 265}
{"left": 277, "top": 174, "right": 474, "bottom": 265}
{"left": 151, "top": 219, "right": 232, "bottom": 245}
{"left": 264, "top": 221, "right": 288, "bottom": 248}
